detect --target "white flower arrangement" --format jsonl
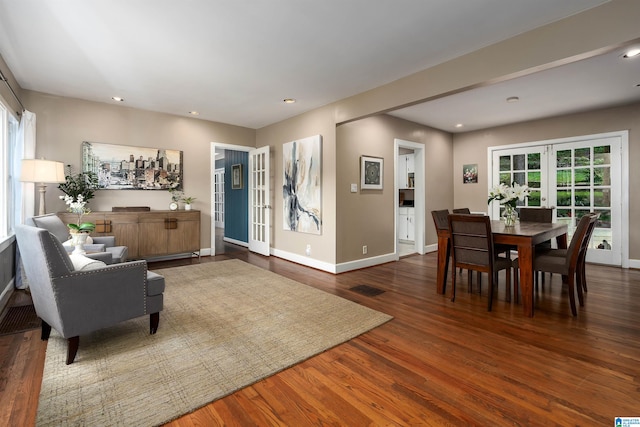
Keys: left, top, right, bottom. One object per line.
{"left": 487, "top": 182, "right": 531, "bottom": 208}
{"left": 60, "top": 194, "right": 95, "bottom": 232}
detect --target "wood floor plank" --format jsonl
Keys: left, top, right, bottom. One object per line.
{"left": 2, "top": 248, "right": 640, "bottom": 426}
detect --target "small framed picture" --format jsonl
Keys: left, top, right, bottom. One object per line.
{"left": 361, "top": 156, "right": 383, "bottom": 190}
{"left": 463, "top": 164, "right": 478, "bottom": 184}
{"left": 231, "top": 164, "right": 243, "bottom": 189}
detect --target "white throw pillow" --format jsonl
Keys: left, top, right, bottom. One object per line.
{"left": 69, "top": 254, "right": 106, "bottom": 271}
{"left": 62, "top": 235, "right": 93, "bottom": 247}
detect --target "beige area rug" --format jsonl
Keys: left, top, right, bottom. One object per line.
{"left": 36, "top": 259, "right": 392, "bottom": 426}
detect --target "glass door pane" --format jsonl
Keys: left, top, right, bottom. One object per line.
{"left": 491, "top": 146, "right": 548, "bottom": 218}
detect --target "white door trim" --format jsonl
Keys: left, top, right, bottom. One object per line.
{"left": 394, "top": 138, "right": 425, "bottom": 256}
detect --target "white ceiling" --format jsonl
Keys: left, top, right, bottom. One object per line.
{"left": 389, "top": 48, "right": 640, "bottom": 133}
{"left": 2, "top": 0, "right": 636, "bottom": 132}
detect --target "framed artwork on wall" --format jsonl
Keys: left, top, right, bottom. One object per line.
{"left": 361, "top": 156, "right": 383, "bottom": 190}
{"left": 82, "top": 141, "right": 183, "bottom": 190}
{"left": 463, "top": 163, "right": 478, "bottom": 184}
{"left": 283, "top": 134, "right": 322, "bottom": 235}
{"left": 231, "top": 164, "right": 243, "bottom": 189}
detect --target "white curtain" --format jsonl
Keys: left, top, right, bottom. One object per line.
{"left": 13, "top": 109, "right": 36, "bottom": 289}
{"left": 14, "top": 109, "right": 36, "bottom": 223}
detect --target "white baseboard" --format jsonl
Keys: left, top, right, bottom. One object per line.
{"left": 270, "top": 248, "right": 338, "bottom": 273}
{"left": 424, "top": 243, "right": 437, "bottom": 253}
{"left": 335, "top": 253, "right": 399, "bottom": 273}
{"left": 628, "top": 259, "right": 640, "bottom": 269}
{"left": 0, "top": 278, "right": 15, "bottom": 314}
{"left": 222, "top": 237, "right": 248, "bottom": 247}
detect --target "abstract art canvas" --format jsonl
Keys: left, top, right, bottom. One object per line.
{"left": 283, "top": 135, "right": 322, "bottom": 234}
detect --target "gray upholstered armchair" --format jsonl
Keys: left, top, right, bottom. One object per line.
{"left": 27, "top": 213, "right": 128, "bottom": 264}
{"left": 15, "top": 224, "right": 164, "bottom": 364}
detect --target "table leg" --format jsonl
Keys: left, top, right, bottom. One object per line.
{"left": 436, "top": 235, "right": 450, "bottom": 294}
{"left": 517, "top": 244, "right": 535, "bottom": 317}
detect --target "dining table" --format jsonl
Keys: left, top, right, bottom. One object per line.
{"left": 435, "top": 220, "right": 568, "bottom": 317}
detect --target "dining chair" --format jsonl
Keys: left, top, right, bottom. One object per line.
{"left": 539, "top": 213, "right": 599, "bottom": 293}
{"left": 452, "top": 208, "right": 509, "bottom": 286}
{"left": 519, "top": 207, "right": 554, "bottom": 284}
{"left": 514, "top": 213, "right": 594, "bottom": 316}
{"left": 447, "top": 214, "right": 513, "bottom": 311}
{"left": 431, "top": 209, "right": 479, "bottom": 292}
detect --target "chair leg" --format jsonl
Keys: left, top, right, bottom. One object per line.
{"left": 568, "top": 276, "right": 577, "bottom": 317}
{"left": 488, "top": 273, "right": 495, "bottom": 312}
{"left": 576, "top": 272, "right": 585, "bottom": 307}
{"left": 513, "top": 266, "right": 520, "bottom": 304}
{"left": 41, "top": 320, "right": 52, "bottom": 341}
{"left": 66, "top": 336, "right": 80, "bottom": 365}
{"left": 150, "top": 312, "right": 160, "bottom": 334}
{"left": 505, "top": 268, "right": 511, "bottom": 303}
{"left": 579, "top": 262, "right": 588, "bottom": 293}
{"left": 467, "top": 270, "right": 472, "bottom": 293}
{"left": 451, "top": 266, "right": 457, "bottom": 302}
{"left": 477, "top": 271, "right": 482, "bottom": 294}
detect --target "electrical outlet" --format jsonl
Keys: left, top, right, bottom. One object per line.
{"left": 305, "top": 244, "right": 311, "bottom": 256}
{"left": 362, "top": 245, "right": 368, "bottom": 254}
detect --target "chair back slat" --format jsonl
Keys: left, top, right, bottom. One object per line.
{"left": 519, "top": 207, "right": 553, "bottom": 223}
{"left": 452, "top": 208, "right": 471, "bottom": 214}
{"left": 431, "top": 209, "right": 450, "bottom": 231}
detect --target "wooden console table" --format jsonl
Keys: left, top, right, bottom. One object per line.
{"left": 58, "top": 210, "right": 201, "bottom": 260}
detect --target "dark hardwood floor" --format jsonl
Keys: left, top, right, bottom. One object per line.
{"left": 1, "top": 241, "right": 639, "bottom": 426}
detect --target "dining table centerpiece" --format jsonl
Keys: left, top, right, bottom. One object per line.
{"left": 488, "top": 182, "right": 531, "bottom": 226}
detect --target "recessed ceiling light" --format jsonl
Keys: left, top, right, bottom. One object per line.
{"left": 506, "top": 96, "right": 520, "bottom": 103}
{"left": 455, "top": 123, "right": 463, "bottom": 128}
{"left": 283, "top": 98, "right": 296, "bottom": 104}
{"left": 112, "top": 96, "right": 124, "bottom": 102}
{"left": 189, "top": 111, "right": 200, "bottom": 116}
{"left": 623, "top": 48, "right": 640, "bottom": 58}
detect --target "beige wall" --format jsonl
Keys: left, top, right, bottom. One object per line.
{"left": 335, "top": 114, "right": 453, "bottom": 263}
{"left": 256, "top": 105, "right": 337, "bottom": 264}
{"left": 23, "top": 90, "right": 256, "bottom": 250}
{"left": 452, "top": 102, "right": 640, "bottom": 258}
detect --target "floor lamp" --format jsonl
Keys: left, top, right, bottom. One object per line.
{"left": 20, "top": 159, "right": 66, "bottom": 216}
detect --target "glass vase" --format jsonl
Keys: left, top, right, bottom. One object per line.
{"left": 502, "top": 204, "right": 518, "bottom": 227}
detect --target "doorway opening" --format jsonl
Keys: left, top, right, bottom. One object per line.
{"left": 394, "top": 139, "right": 425, "bottom": 258}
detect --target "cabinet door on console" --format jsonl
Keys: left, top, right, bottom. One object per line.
{"left": 138, "top": 212, "right": 169, "bottom": 258}
{"left": 107, "top": 213, "right": 140, "bottom": 259}
{"left": 167, "top": 211, "right": 201, "bottom": 255}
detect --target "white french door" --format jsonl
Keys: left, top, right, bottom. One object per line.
{"left": 248, "top": 146, "right": 271, "bottom": 256}
{"left": 213, "top": 168, "right": 224, "bottom": 228}
{"left": 490, "top": 132, "right": 626, "bottom": 266}
{"left": 491, "top": 145, "right": 549, "bottom": 216}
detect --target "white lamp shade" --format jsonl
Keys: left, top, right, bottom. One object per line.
{"left": 20, "top": 159, "right": 66, "bottom": 183}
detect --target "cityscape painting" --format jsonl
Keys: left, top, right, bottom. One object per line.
{"left": 82, "top": 141, "right": 183, "bottom": 190}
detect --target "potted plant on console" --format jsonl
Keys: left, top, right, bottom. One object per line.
{"left": 182, "top": 196, "right": 196, "bottom": 210}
